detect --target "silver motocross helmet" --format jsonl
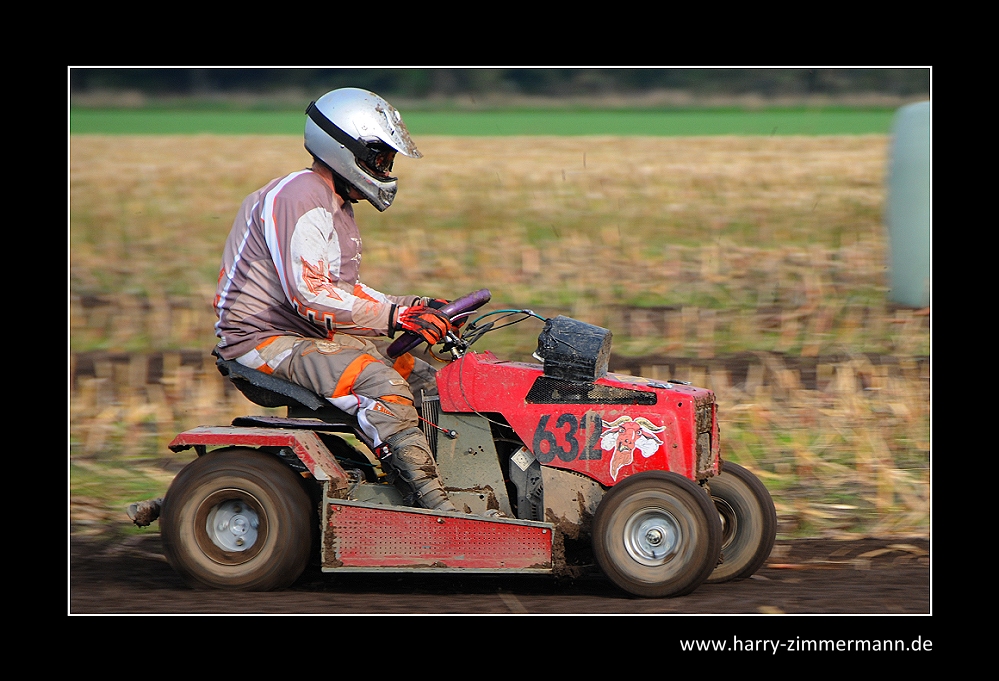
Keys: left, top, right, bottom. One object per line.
{"left": 304, "top": 88, "right": 422, "bottom": 211}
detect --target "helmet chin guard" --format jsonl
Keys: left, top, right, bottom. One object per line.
{"left": 304, "top": 88, "right": 421, "bottom": 211}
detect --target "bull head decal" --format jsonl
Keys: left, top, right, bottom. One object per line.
{"left": 601, "top": 416, "right": 666, "bottom": 481}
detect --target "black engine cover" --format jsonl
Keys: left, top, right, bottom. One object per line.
{"left": 535, "top": 316, "right": 613, "bottom": 383}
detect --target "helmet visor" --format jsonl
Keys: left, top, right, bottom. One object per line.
{"left": 358, "top": 142, "right": 397, "bottom": 180}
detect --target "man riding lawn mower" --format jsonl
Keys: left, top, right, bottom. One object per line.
{"left": 213, "top": 87, "right": 460, "bottom": 512}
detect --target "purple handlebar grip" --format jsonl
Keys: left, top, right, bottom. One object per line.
{"left": 385, "top": 289, "right": 492, "bottom": 358}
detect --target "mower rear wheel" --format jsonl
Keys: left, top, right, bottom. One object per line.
{"left": 160, "top": 448, "right": 314, "bottom": 591}
{"left": 593, "top": 471, "right": 721, "bottom": 598}
{"left": 705, "top": 461, "right": 777, "bottom": 583}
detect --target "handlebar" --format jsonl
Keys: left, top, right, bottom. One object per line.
{"left": 385, "top": 289, "right": 492, "bottom": 358}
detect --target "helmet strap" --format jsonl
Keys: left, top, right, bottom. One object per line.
{"left": 306, "top": 100, "right": 382, "bottom": 171}
{"left": 332, "top": 173, "right": 357, "bottom": 204}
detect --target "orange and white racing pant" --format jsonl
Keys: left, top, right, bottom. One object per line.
{"left": 234, "top": 334, "right": 437, "bottom": 449}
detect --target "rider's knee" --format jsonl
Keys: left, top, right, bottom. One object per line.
{"left": 353, "top": 360, "right": 416, "bottom": 404}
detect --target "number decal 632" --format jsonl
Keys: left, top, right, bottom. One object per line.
{"left": 531, "top": 411, "right": 604, "bottom": 463}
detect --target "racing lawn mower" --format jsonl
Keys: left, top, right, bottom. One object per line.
{"left": 131, "top": 289, "right": 776, "bottom": 598}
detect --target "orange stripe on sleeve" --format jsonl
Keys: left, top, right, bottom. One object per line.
{"left": 352, "top": 283, "right": 380, "bottom": 303}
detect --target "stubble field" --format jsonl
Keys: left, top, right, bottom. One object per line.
{"left": 69, "top": 133, "right": 929, "bottom": 541}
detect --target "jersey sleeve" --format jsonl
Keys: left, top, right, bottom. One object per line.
{"left": 266, "top": 180, "right": 416, "bottom": 336}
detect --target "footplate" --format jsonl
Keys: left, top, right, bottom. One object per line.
{"left": 322, "top": 499, "right": 554, "bottom": 573}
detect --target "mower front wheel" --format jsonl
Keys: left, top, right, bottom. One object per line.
{"left": 706, "top": 461, "right": 777, "bottom": 583}
{"left": 593, "top": 471, "right": 721, "bottom": 598}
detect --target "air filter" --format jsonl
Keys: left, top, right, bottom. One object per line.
{"left": 534, "top": 316, "right": 613, "bottom": 383}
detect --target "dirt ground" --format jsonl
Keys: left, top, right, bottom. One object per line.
{"left": 69, "top": 532, "right": 930, "bottom": 616}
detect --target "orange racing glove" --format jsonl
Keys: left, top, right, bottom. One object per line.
{"left": 422, "top": 297, "right": 465, "bottom": 328}
{"left": 392, "top": 304, "right": 453, "bottom": 345}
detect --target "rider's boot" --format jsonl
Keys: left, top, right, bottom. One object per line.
{"left": 383, "top": 428, "right": 459, "bottom": 513}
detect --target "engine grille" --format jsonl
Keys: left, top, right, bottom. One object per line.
{"left": 525, "top": 376, "right": 657, "bottom": 405}
{"left": 419, "top": 393, "right": 441, "bottom": 456}
{"left": 694, "top": 394, "right": 716, "bottom": 475}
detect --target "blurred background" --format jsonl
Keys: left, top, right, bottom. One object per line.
{"left": 69, "top": 67, "right": 931, "bottom": 540}
{"left": 70, "top": 67, "right": 930, "bottom": 105}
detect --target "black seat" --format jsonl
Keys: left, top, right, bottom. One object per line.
{"left": 213, "top": 350, "right": 382, "bottom": 471}
{"left": 214, "top": 350, "right": 328, "bottom": 410}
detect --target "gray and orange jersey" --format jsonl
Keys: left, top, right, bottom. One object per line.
{"left": 214, "top": 169, "right": 417, "bottom": 361}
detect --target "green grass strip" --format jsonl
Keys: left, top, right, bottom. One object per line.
{"left": 70, "top": 108, "right": 896, "bottom": 136}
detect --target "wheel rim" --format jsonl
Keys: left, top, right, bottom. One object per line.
{"left": 206, "top": 499, "right": 261, "bottom": 552}
{"left": 193, "top": 488, "right": 268, "bottom": 566}
{"left": 623, "top": 507, "right": 682, "bottom": 567}
{"left": 713, "top": 496, "right": 738, "bottom": 552}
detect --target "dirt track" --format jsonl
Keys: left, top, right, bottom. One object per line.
{"left": 69, "top": 532, "right": 929, "bottom": 615}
